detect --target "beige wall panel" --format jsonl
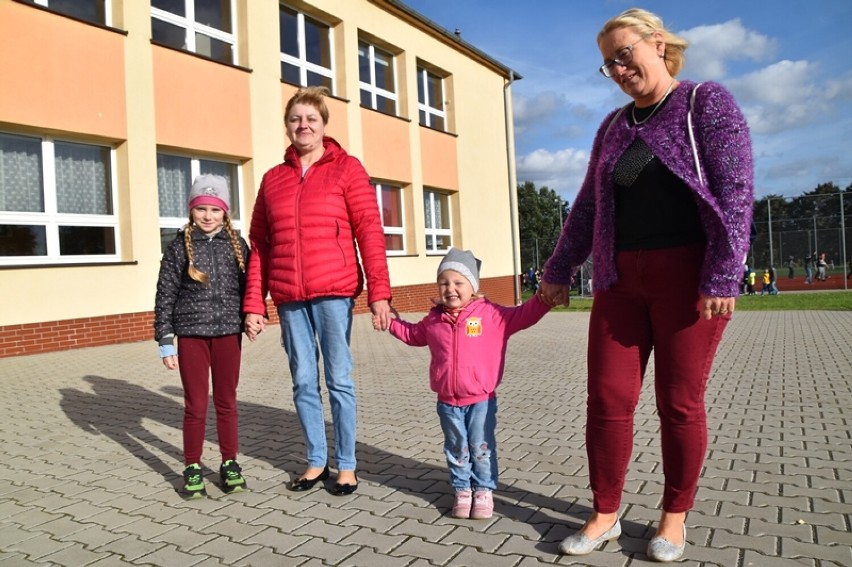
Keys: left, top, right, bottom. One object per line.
{"left": 360, "top": 109, "right": 412, "bottom": 182}
{"left": 419, "top": 128, "right": 459, "bottom": 190}
{"left": 0, "top": 1, "right": 127, "bottom": 139}
{"left": 153, "top": 47, "right": 252, "bottom": 158}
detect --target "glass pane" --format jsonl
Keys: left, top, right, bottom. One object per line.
{"left": 196, "top": 0, "right": 231, "bottom": 33}
{"left": 282, "top": 61, "right": 301, "bottom": 85}
{"left": 424, "top": 192, "right": 434, "bottom": 229}
{"left": 152, "top": 18, "right": 187, "bottom": 50}
{"left": 46, "top": 0, "right": 106, "bottom": 24}
{"left": 360, "top": 89, "right": 372, "bottom": 109}
{"left": 430, "top": 114, "right": 445, "bottom": 131}
{"left": 0, "top": 133, "right": 44, "bottom": 212}
{"left": 426, "top": 72, "right": 443, "bottom": 111}
{"left": 435, "top": 193, "right": 450, "bottom": 229}
{"left": 199, "top": 160, "right": 239, "bottom": 219}
{"left": 195, "top": 33, "right": 233, "bottom": 64}
{"left": 304, "top": 16, "right": 331, "bottom": 68}
{"left": 157, "top": 154, "right": 191, "bottom": 217}
{"left": 381, "top": 186, "right": 402, "bottom": 227}
{"left": 425, "top": 234, "right": 434, "bottom": 250}
{"left": 279, "top": 5, "right": 299, "bottom": 57}
{"left": 419, "top": 109, "right": 427, "bottom": 127}
{"left": 55, "top": 141, "right": 112, "bottom": 215}
{"left": 373, "top": 48, "right": 394, "bottom": 92}
{"left": 417, "top": 69, "right": 425, "bottom": 104}
{"left": 435, "top": 234, "right": 451, "bottom": 251}
{"left": 58, "top": 226, "right": 116, "bottom": 255}
{"left": 376, "top": 95, "right": 396, "bottom": 115}
{"left": 152, "top": 0, "right": 184, "bottom": 17}
{"left": 0, "top": 224, "right": 47, "bottom": 256}
{"left": 160, "top": 227, "right": 181, "bottom": 253}
{"left": 358, "top": 42, "right": 370, "bottom": 83}
{"left": 306, "top": 71, "right": 332, "bottom": 90}
{"left": 385, "top": 234, "right": 403, "bottom": 251}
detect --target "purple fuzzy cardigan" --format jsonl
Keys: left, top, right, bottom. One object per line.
{"left": 542, "top": 80, "right": 754, "bottom": 298}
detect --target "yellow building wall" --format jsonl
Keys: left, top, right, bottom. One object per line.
{"left": 0, "top": 0, "right": 519, "bottom": 340}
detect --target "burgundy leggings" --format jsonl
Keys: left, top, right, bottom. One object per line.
{"left": 177, "top": 335, "right": 242, "bottom": 465}
{"left": 586, "top": 244, "right": 728, "bottom": 513}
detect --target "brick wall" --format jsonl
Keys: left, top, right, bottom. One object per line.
{"left": 0, "top": 275, "right": 517, "bottom": 358}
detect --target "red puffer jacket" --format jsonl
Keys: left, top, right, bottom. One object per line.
{"left": 243, "top": 137, "right": 391, "bottom": 314}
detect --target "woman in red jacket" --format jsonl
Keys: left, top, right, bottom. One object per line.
{"left": 244, "top": 86, "right": 391, "bottom": 496}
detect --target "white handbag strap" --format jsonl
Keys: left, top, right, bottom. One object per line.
{"left": 688, "top": 83, "right": 704, "bottom": 185}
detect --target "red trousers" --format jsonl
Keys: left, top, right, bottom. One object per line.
{"left": 586, "top": 244, "right": 728, "bottom": 513}
{"left": 177, "top": 335, "right": 242, "bottom": 465}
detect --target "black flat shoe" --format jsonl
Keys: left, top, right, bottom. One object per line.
{"left": 288, "top": 465, "right": 329, "bottom": 492}
{"left": 330, "top": 473, "right": 358, "bottom": 496}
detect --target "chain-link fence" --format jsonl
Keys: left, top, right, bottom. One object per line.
{"left": 520, "top": 237, "right": 594, "bottom": 296}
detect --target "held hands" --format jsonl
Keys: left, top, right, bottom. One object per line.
{"left": 245, "top": 313, "right": 267, "bottom": 341}
{"left": 370, "top": 299, "right": 392, "bottom": 331}
{"left": 701, "top": 296, "right": 735, "bottom": 320}
{"left": 538, "top": 281, "right": 571, "bottom": 308}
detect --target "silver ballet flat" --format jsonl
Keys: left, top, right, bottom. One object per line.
{"left": 647, "top": 524, "right": 686, "bottom": 562}
{"left": 558, "top": 519, "right": 621, "bottom": 555}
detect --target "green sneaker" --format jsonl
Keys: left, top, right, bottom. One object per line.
{"left": 180, "top": 463, "right": 207, "bottom": 499}
{"left": 220, "top": 460, "right": 247, "bottom": 494}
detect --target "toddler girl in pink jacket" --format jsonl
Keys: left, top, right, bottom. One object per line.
{"left": 377, "top": 248, "right": 550, "bottom": 519}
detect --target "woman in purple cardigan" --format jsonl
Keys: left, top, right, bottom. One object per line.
{"left": 539, "top": 8, "right": 753, "bottom": 562}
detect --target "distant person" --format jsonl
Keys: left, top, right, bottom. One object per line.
{"left": 760, "top": 269, "right": 771, "bottom": 295}
{"left": 804, "top": 253, "right": 815, "bottom": 284}
{"left": 378, "top": 248, "right": 550, "bottom": 519}
{"left": 538, "top": 7, "right": 753, "bottom": 562}
{"left": 154, "top": 174, "right": 250, "bottom": 499}
{"left": 768, "top": 265, "right": 778, "bottom": 295}
{"left": 817, "top": 253, "right": 828, "bottom": 281}
{"left": 786, "top": 256, "right": 795, "bottom": 279}
{"left": 747, "top": 267, "right": 756, "bottom": 295}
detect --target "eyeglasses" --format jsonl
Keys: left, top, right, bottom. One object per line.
{"left": 599, "top": 36, "right": 648, "bottom": 78}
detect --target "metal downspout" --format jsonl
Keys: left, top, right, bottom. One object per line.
{"left": 504, "top": 70, "right": 521, "bottom": 304}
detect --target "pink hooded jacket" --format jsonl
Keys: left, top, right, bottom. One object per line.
{"left": 389, "top": 295, "right": 550, "bottom": 407}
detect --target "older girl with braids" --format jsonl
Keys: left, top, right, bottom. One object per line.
{"left": 154, "top": 174, "right": 250, "bottom": 500}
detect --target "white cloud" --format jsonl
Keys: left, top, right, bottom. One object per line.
{"left": 515, "top": 147, "right": 590, "bottom": 200}
{"left": 681, "top": 19, "right": 776, "bottom": 81}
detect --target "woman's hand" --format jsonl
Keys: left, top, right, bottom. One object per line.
{"left": 701, "top": 296, "right": 735, "bottom": 320}
{"left": 370, "top": 299, "right": 391, "bottom": 331}
{"left": 539, "top": 281, "right": 571, "bottom": 307}
{"left": 162, "top": 355, "right": 178, "bottom": 370}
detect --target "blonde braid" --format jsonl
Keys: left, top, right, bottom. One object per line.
{"left": 184, "top": 216, "right": 210, "bottom": 283}
{"left": 223, "top": 215, "right": 246, "bottom": 272}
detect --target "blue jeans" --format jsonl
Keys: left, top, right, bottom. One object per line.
{"left": 278, "top": 298, "right": 356, "bottom": 471}
{"left": 437, "top": 398, "right": 498, "bottom": 491}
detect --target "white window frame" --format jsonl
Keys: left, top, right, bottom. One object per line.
{"left": 375, "top": 183, "right": 405, "bottom": 256}
{"left": 0, "top": 134, "right": 120, "bottom": 266}
{"left": 151, "top": 1, "right": 238, "bottom": 64}
{"left": 157, "top": 153, "right": 244, "bottom": 247}
{"left": 358, "top": 40, "right": 398, "bottom": 115}
{"left": 32, "top": 0, "right": 112, "bottom": 26}
{"left": 279, "top": 5, "right": 336, "bottom": 93}
{"left": 417, "top": 65, "right": 447, "bottom": 131}
{"left": 423, "top": 189, "right": 452, "bottom": 254}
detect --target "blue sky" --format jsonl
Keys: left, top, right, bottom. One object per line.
{"left": 402, "top": 0, "right": 852, "bottom": 204}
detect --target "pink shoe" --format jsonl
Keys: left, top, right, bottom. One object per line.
{"left": 470, "top": 489, "right": 493, "bottom": 519}
{"left": 452, "top": 489, "right": 473, "bottom": 518}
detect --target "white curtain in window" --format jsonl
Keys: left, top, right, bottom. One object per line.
{"left": 55, "top": 142, "right": 111, "bottom": 215}
{"left": 0, "top": 134, "right": 44, "bottom": 212}
{"left": 158, "top": 155, "right": 191, "bottom": 217}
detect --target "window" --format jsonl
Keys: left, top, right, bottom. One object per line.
{"left": 26, "top": 0, "right": 110, "bottom": 25}
{"left": 423, "top": 189, "right": 452, "bottom": 253}
{"left": 157, "top": 153, "right": 242, "bottom": 252}
{"left": 358, "top": 40, "right": 397, "bottom": 115}
{"left": 0, "top": 132, "right": 118, "bottom": 263}
{"left": 279, "top": 5, "right": 334, "bottom": 92}
{"left": 375, "top": 183, "right": 404, "bottom": 254}
{"left": 417, "top": 65, "right": 447, "bottom": 131}
{"left": 151, "top": 0, "right": 236, "bottom": 64}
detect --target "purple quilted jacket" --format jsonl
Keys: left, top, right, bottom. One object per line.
{"left": 542, "top": 80, "right": 754, "bottom": 298}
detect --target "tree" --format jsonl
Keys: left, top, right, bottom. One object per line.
{"left": 517, "top": 181, "right": 568, "bottom": 271}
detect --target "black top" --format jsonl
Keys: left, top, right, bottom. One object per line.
{"left": 613, "top": 137, "right": 705, "bottom": 251}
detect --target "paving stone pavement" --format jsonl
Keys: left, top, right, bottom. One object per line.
{"left": 0, "top": 310, "right": 850, "bottom": 566}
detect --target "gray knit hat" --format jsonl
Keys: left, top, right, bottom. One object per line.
{"left": 188, "top": 174, "right": 230, "bottom": 213}
{"left": 437, "top": 247, "right": 481, "bottom": 293}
